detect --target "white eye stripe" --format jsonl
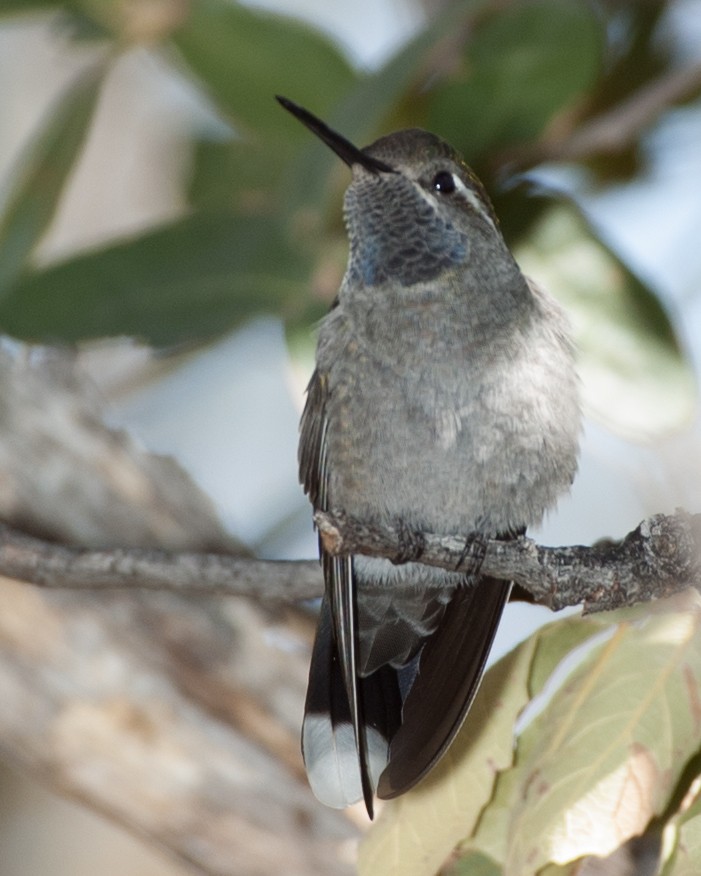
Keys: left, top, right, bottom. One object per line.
{"left": 451, "top": 174, "right": 497, "bottom": 229}
{"left": 414, "top": 171, "right": 497, "bottom": 231}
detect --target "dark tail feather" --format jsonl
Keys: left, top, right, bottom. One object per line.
{"left": 327, "top": 554, "right": 376, "bottom": 815}
{"left": 377, "top": 576, "right": 511, "bottom": 799}
{"left": 302, "top": 596, "right": 401, "bottom": 814}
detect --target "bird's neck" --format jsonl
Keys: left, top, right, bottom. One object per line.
{"left": 338, "top": 256, "right": 533, "bottom": 360}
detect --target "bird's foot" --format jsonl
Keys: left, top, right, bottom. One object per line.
{"left": 391, "top": 519, "right": 426, "bottom": 565}
{"left": 456, "top": 532, "right": 489, "bottom": 576}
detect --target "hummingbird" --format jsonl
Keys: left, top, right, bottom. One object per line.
{"left": 278, "top": 96, "right": 580, "bottom": 817}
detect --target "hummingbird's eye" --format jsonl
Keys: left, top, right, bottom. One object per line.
{"left": 432, "top": 171, "right": 456, "bottom": 194}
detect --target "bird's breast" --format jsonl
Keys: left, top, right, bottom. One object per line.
{"left": 319, "top": 298, "right": 579, "bottom": 537}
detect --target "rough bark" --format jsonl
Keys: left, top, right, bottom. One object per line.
{"left": 313, "top": 508, "right": 701, "bottom": 613}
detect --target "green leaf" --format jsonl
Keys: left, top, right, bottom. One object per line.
{"left": 528, "top": 612, "right": 612, "bottom": 698}
{"left": 0, "top": 212, "right": 310, "bottom": 345}
{"left": 188, "top": 136, "right": 291, "bottom": 213}
{"left": 514, "top": 199, "right": 696, "bottom": 439}
{"left": 469, "top": 615, "right": 614, "bottom": 865}
{"left": 0, "top": 62, "right": 105, "bottom": 296}
{"left": 358, "top": 633, "right": 541, "bottom": 876}
{"left": 426, "top": 0, "right": 603, "bottom": 159}
{"left": 442, "top": 851, "right": 502, "bottom": 876}
{"left": 0, "top": 0, "right": 62, "bottom": 13}
{"left": 500, "top": 594, "right": 701, "bottom": 875}
{"left": 172, "top": 0, "right": 356, "bottom": 140}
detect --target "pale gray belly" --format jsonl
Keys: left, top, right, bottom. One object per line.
{"left": 324, "top": 346, "right": 577, "bottom": 537}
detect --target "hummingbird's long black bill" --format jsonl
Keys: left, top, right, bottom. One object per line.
{"left": 276, "top": 95, "right": 395, "bottom": 175}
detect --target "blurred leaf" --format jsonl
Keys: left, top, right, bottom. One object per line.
{"left": 514, "top": 198, "right": 696, "bottom": 439}
{"left": 358, "top": 633, "right": 540, "bottom": 876}
{"left": 426, "top": 0, "right": 603, "bottom": 161}
{"left": 0, "top": 212, "right": 310, "bottom": 345}
{"left": 536, "top": 864, "right": 589, "bottom": 876}
{"left": 177, "top": 0, "right": 361, "bottom": 224}
{"left": 0, "top": 3, "right": 109, "bottom": 40}
{"left": 498, "top": 595, "right": 701, "bottom": 875}
{"left": 0, "top": 0, "right": 61, "bottom": 12}
{"left": 0, "top": 62, "right": 105, "bottom": 296}
{"left": 442, "top": 851, "right": 502, "bottom": 876}
{"left": 662, "top": 792, "right": 701, "bottom": 876}
{"left": 467, "top": 739, "right": 523, "bottom": 868}
{"left": 189, "top": 136, "right": 291, "bottom": 213}
{"left": 172, "top": 0, "right": 356, "bottom": 140}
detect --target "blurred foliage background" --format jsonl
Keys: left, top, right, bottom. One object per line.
{"left": 2, "top": 0, "right": 701, "bottom": 874}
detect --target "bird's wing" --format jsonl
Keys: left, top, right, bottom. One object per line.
{"left": 298, "top": 368, "right": 329, "bottom": 509}
{"left": 299, "top": 370, "right": 400, "bottom": 816}
{"left": 377, "top": 575, "right": 512, "bottom": 799}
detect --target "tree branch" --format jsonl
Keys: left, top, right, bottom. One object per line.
{"left": 0, "top": 523, "right": 320, "bottom": 601}
{"left": 548, "top": 62, "right": 701, "bottom": 160}
{"left": 500, "top": 61, "right": 701, "bottom": 169}
{"left": 315, "top": 509, "right": 701, "bottom": 612}
{"left": 2, "top": 511, "right": 700, "bottom": 614}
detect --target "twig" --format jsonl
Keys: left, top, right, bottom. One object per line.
{"left": 502, "top": 61, "right": 701, "bottom": 169}
{"left": 0, "top": 523, "right": 320, "bottom": 601}
{"left": 2, "top": 511, "right": 701, "bottom": 613}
